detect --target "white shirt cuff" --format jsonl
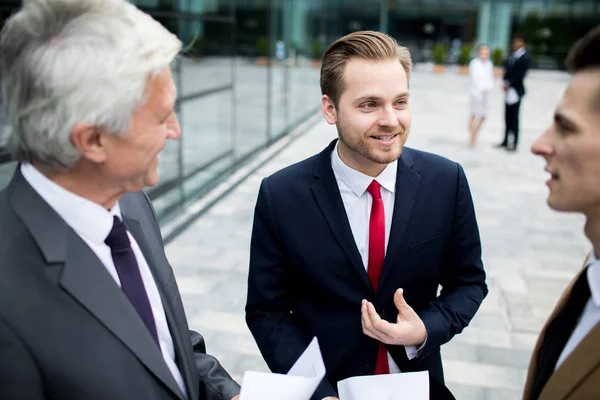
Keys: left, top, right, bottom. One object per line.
{"left": 404, "top": 336, "right": 427, "bottom": 360}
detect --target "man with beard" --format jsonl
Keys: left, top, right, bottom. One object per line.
{"left": 245, "top": 31, "right": 487, "bottom": 400}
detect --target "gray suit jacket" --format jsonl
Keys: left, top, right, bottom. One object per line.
{"left": 0, "top": 168, "right": 240, "bottom": 400}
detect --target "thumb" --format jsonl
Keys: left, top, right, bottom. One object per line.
{"left": 394, "top": 288, "right": 411, "bottom": 314}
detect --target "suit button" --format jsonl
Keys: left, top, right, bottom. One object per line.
{"left": 365, "top": 363, "right": 371, "bottom": 368}
{"left": 377, "top": 308, "right": 385, "bottom": 319}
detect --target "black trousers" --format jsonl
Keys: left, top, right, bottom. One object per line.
{"left": 502, "top": 101, "right": 521, "bottom": 148}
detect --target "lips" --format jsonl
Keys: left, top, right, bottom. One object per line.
{"left": 371, "top": 134, "right": 399, "bottom": 143}
{"left": 545, "top": 167, "right": 559, "bottom": 180}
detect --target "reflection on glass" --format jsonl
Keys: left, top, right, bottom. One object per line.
{"left": 180, "top": 89, "right": 233, "bottom": 192}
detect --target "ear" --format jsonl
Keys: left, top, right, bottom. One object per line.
{"left": 321, "top": 95, "right": 337, "bottom": 125}
{"left": 70, "top": 123, "right": 108, "bottom": 164}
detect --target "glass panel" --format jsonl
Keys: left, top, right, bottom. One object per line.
{"left": 0, "top": 161, "right": 16, "bottom": 190}
{"left": 178, "top": 56, "right": 233, "bottom": 97}
{"left": 269, "top": 2, "right": 288, "bottom": 138}
{"left": 180, "top": 89, "right": 234, "bottom": 198}
{"left": 234, "top": 60, "right": 268, "bottom": 156}
{"left": 234, "top": 1, "right": 270, "bottom": 156}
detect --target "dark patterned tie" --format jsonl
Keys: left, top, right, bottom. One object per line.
{"left": 531, "top": 267, "right": 591, "bottom": 398}
{"left": 105, "top": 216, "right": 159, "bottom": 346}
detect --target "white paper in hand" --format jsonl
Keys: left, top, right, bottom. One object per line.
{"left": 239, "top": 337, "right": 325, "bottom": 400}
{"left": 505, "top": 87, "right": 519, "bottom": 105}
{"left": 337, "top": 371, "right": 429, "bottom": 400}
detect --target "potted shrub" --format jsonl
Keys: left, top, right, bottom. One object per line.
{"left": 458, "top": 44, "right": 472, "bottom": 75}
{"left": 492, "top": 48, "right": 504, "bottom": 77}
{"left": 432, "top": 42, "right": 447, "bottom": 73}
{"left": 310, "top": 39, "right": 322, "bottom": 68}
{"left": 256, "top": 36, "right": 270, "bottom": 66}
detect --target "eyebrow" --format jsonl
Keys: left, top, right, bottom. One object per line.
{"left": 554, "top": 111, "right": 576, "bottom": 128}
{"left": 353, "top": 92, "right": 409, "bottom": 104}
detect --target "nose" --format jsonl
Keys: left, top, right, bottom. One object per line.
{"left": 531, "top": 127, "right": 553, "bottom": 157}
{"left": 378, "top": 105, "right": 400, "bottom": 129}
{"left": 166, "top": 113, "right": 181, "bottom": 140}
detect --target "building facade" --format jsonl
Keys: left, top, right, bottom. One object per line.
{"left": 1, "top": 0, "right": 598, "bottom": 224}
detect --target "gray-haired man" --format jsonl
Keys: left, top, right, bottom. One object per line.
{"left": 0, "top": 1, "right": 240, "bottom": 399}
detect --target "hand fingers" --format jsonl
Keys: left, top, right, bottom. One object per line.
{"left": 363, "top": 301, "right": 397, "bottom": 342}
{"left": 394, "top": 288, "right": 415, "bottom": 317}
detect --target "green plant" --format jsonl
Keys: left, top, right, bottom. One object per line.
{"left": 190, "top": 36, "right": 205, "bottom": 52}
{"left": 256, "top": 36, "right": 270, "bottom": 57}
{"left": 310, "top": 39, "right": 322, "bottom": 60}
{"left": 492, "top": 48, "right": 504, "bottom": 66}
{"left": 432, "top": 43, "right": 447, "bottom": 65}
{"left": 458, "top": 44, "right": 473, "bottom": 66}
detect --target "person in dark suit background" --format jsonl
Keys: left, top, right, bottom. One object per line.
{"left": 0, "top": 1, "right": 240, "bottom": 399}
{"left": 245, "top": 31, "right": 487, "bottom": 400}
{"left": 524, "top": 25, "right": 600, "bottom": 400}
{"left": 497, "top": 34, "right": 532, "bottom": 151}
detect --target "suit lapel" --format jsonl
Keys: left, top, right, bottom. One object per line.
{"left": 379, "top": 150, "right": 420, "bottom": 288}
{"left": 59, "top": 235, "right": 185, "bottom": 399}
{"left": 7, "top": 169, "right": 184, "bottom": 399}
{"left": 540, "top": 322, "right": 600, "bottom": 399}
{"left": 311, "top": 141, "right": 372, "bottom": 292}
{"left": 121, "top": 213, "right": 198, "bottom": 400}
{"left": 524, "top": 256, "right": 592, "bottom": 399}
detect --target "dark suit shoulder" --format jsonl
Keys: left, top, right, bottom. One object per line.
{"left": 263, "top": 152, "right": 321, "bottom": 187}
{"left": 403, "top": 147, "right": 460, "bottom": 175}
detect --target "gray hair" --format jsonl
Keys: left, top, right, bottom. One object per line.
{"left": 0, "top": 0, "right": 182, "bottom": 170}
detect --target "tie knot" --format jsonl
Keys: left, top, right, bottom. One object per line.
{"left": 367, "top": 180, "right": 382, "bottom": 200}
{"left": 105, "top": 216, "right": 131, "bottom": 251}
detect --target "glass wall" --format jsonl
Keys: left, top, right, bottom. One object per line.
{"left": 1, "top": 0, "right": 598, "bottom": 222}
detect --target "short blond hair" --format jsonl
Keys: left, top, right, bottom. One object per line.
{"left": 320, "top": 30, "right": 412, "bottom": 107}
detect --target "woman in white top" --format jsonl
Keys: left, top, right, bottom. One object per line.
{"left": 468, "top": 44, "right": 494, "bottom": 147}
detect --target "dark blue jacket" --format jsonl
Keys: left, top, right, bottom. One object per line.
{"left": 246, "top": 140, "right": 488, "bottom": 399}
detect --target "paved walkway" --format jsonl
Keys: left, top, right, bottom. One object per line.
{"left": 165, "top": 68, "right": 589, "bottom": 399}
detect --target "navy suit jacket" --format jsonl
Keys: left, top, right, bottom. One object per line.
{"left": 504, "top": 51, "right": 531, "bottom": 98}
{"left": 246, "top": 140, "right": 487, "bottom": 399}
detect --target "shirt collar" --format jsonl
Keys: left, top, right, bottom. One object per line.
{"left": 586, "top": 251, "right": 600, "bottom": 307}
{"left": 513, "top": 47, "right": 526, "bottom": 59}
{"left": 331, "top": 141, "right": 397, "bottom": 197}
{"left": 20, "top": 162, "right": 121, "bottom": 245}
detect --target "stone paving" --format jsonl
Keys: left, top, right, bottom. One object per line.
{"left": 166, "top": 67, "right": 590, "bottom": 400}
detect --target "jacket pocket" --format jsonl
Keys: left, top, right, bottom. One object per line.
{"left": 408, "top": 230, "right": 447, "bottom": 255}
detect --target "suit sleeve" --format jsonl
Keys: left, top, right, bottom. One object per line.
{"left": 0, "top": 316, "right": 45, "bottom": 399}
{"left": 416, "top": 164, "right": 488, "bottom": 357}
{"left": 140, "top": 192, "right": 241, "bottom": 400}
{"left": 245, "top": 179, "right": 337, "bottom": 400}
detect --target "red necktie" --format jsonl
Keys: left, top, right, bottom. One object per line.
{"left": 366, "top": 180, "right": 390, "bottom": 374}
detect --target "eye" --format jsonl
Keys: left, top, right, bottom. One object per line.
{"left": 360, "top": 102, "right": 376, "bottom": 110}
{"left": 395, "top": 99, "right": 408, "bottom": 107}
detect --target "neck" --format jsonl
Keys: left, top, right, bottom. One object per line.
{"left": 337, "top": 141, "right": 387, "bottom": 177}
{"left": 584, "top": 214, "right": 600, "bottom": 259}
{"left": 34, "top": 161, "right": 124, "bottom": 210}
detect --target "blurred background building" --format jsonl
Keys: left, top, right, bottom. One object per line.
{"left": 1, "top": 0, "right": 599, "bottom": 229}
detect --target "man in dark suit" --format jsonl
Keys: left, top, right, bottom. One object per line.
{"left": 246, "top": 31, "right": 487, "bottom": 400}
{"left": 497, "top": 34, "right": 532, "bottom": 151}
{"left": 524, "top": 25, "right": 600, "bottom": 400}
{"left": 0, "top": 1, "right": 240, "bottom": 399}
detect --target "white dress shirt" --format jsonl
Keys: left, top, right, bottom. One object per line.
{"left": 331, "top": 142, "right": 424, "bottom": 373}
{"left": 555, "top": 251, "right": 600, "bottom": 370}
{"left": 21, "top": 163, "right": 187, "bottom": 397}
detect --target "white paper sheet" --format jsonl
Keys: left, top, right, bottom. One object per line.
{"left": 505, "top": 87, "right": 520, "bottom": 105}
{"left": 337, "top": 371, "right": 429, "bottom": 400}
{"left": 239, "top": 337, "right": 325, "bottom": 400}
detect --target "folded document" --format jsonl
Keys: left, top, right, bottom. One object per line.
{"left": 239, "top": 337, "right": 429, "bottom": 400}
{"left": 239, "top": 337, "right": 326, "bottom": 400}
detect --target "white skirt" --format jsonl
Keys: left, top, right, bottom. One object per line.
{"left": 470, "top": 91, "right": 489, "bottom": 117}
